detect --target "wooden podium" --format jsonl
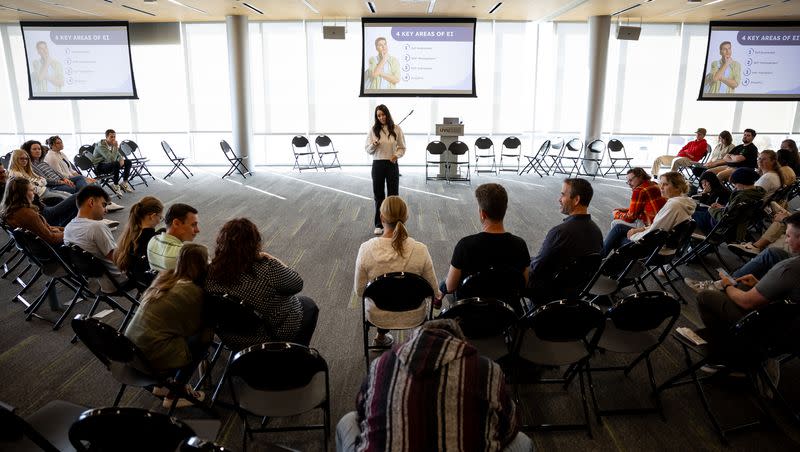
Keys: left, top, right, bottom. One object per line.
{"left": 435, "top": 123, "right": 464, "bottom": 179}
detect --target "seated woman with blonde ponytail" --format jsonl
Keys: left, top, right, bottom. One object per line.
{"left": 113, "top": 196, "right": 164, "bottom": 278}
{"left": 354, "top": 195, "right": 440, "bottom": 347}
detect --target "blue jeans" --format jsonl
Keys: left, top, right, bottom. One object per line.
{"left": 732, "top": 247, "right": 790, "bottom": 280}
{"left": 692, "top": 209, "right": 716, "bottom": 235}
{"left": 602, "top": 223, "right": 633, "bottom": 256}
{"left": 42, "top": 194, "right": 79, "bottom": 227}
{"left": 50, "top": 175, "right": 89, "bottom": 194}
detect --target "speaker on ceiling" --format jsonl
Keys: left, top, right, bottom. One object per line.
{"left": 616, "top": 25, "right": 641, "bottom": 41}
{"left": 323, "top": 26, "right": 346, "bottom": 40}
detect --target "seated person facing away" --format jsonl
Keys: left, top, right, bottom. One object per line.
{"left": 694, "top": 212, "right": 800, "bottom": 338}
{"left": 651, "top": 128, "right": 708, "bottom": 177}
{"left": 705, "top": 128, "right": 758, "bottom": 182}
{"left": 92, "top": 128, "right": 133, "bottom": 194}
{"left": 754, "top": 150, "right": 789, "bottom": 198}
{"left": 692, "top": 171, "right": 731, "bottom": 206}
{"left": 603, "top": 172, "right": 696, "bottom": 256}
{"left": 354, "top": 196, "right": 440, "bottom": 347}
{"left": 125, "top": 243, "right": 213, "bottom": 409}
{"left": 114, "top": 196, "right": 164, "bottom": 278}
{"left": 44, "top": 135, "right": 95, "bottom": 184}
{"left": 23, "top": 139, "right": 88, "bottom": 195}
{"left": 691, "top": 130, "right": 736, "bottom": 179}
{"left": 205, "top": 218, "right": 319, "bottom": 350}
{"left": 692, "top": 167, "right": 765, "bottom": 238}
{"left": 336, "top": 319, "right": 531, "bottom": 452}
{"left": 442, "top": 183, "right": 530, "bottom": 300}
{"left": 612, "top": 168, "right": 666, "bottom": 228}
{"left": 7, "top": 149, "right": 70, "bottom": 202}
{"left": 147, "top": 203, "right": 199, "bottom": 272}
{"left": 63, "top": 185, "right": 129, "bottom": 293}
{"left": 529, "top": 178, "right": 603, "bottom": 303}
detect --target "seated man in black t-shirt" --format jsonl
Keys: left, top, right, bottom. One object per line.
{"left": 440, "top": 183, "right": 530, "bottom": 304}
{"left": 706, "top": 128, "right": 758, "bottom": 182}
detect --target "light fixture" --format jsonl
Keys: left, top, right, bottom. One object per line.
{"left": 489, "top": 2, "right": 502, "bottom": 14}
{"left": 0, "top": 3, "right": 48, "bottom": 16}
{"left": 301, "top": 0, "right": 319, "bottom": 14}
{"left": 34, "top": 0, "right": 100, "bottom": 16}
{"left": 366, "top": 1, "right": 376, "bottom": 13}
{"left": 428, "top": 0, "right": 436, "bottom": 14}
{"left": 167, "top": 0, "right": 207, "bottom": 14}
{"left": 122, "top": 4, "right": 156, "bottom": 16}
{"left": 242, "top": 2, "right": 264, "bottom": 14}
{"left": 539, "top": 0, "right": 590, "bottom": 22}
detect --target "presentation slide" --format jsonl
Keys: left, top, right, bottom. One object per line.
{"left": 700, "top": 21, "right": 800, "bottom": 100}
{"left": 21, "top": 21, "right": 138, "bottom": 100}
{"left": 361, "top": 18, "right": 476, "bottom": 97}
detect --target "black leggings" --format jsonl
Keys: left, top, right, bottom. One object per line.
{"left": 97, "top": 158, "right": 132, "bottom": 184}
{"left": 371, "top": 160, "right": 399, "bottom": 227}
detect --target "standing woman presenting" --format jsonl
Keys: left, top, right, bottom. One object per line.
{"left": 366, "top": 104, "right": 405, "bottom": 235}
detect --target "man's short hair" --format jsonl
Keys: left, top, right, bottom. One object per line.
{"left": 76, "top": 185, "right": 109, "bottom": 207}
{"left": 719, "top": 41, "right": 731, "bottom": 50}
{"left": 474, "top": 183, "right": 508, "bottom": 221}
{"left": 627, "top": 167, "right": 651, "bottom": 182}
{"left": 375, "top": 37, "right": 386, "bottom": 46}
{"left": 744, "top": 128, "right": 756, "bottom": 137}
{"left": 785, "top": 212, "right": 800, "bottom": 229}
{"left": 105, "top": 129, "right": 116, "bottom": 137}
{"left": 563, "top": 178, "right": 594, "bottom": 207}
{"left": 165, "top": 203, "right": 198, "bottom": 227}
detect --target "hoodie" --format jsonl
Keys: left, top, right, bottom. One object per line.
{"left": 631, "top": 195, "right": 696, "bottom": 242}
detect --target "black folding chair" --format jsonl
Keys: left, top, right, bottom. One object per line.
{"left": 290, "top": 136, "right": 318, "bottom": 172}
{"left": 457, "top": 266, "right": 526, "bottom": 316}
{"left": 529, "top": 254, "right": 602, "bottom": 308}
{"left": 588, "top": 291, "right": 681, "bottom": 420}
{"left": 0, "top": 399, "right": 88, "bottom": 452}
{"left": 120, "top": 140, "right": 153, "bottom": 188}
{"left": 604, "top": 139, "right": 633, "bottom": 178}
{"left": 161, "top": 141, "right": 193, "bottom": 179}
{"left": 314, "top": 135, "right": 341, "bottom": 171}
{"left": 425, "top": 140, "right": 447, "bottom": 182}
{"left": 474, "top": 136, "right": 496, "bottom": 174}
{"left": 362, "top": 272, "right": 434, "bottom": 368}
{"left": 447, "top": 140, "right": 470, "bottom": 184}
{"left": 513, "top": 300, "right": 606, "bottom": 437}
{"left": 542, "top": 137, "right": 565, "bottom": 175}
{"left": 228, "top": 342, "right": 331, "bottom": 451}
{"left": 637, "top": 219, "right": 696, "bottom": 303}
{"left": 439, "top": 297, "right": 518, "bottom": 361}
{"left": 73, "top": 151, "right": 120, "bottom": 199}
{"left": 520, "top": 139, "right": 549, "bottom": 176}
{"left": 219, "top": 140, "right": 252, "bottom": 179}
{"left": 499, "top": 136, "right": 522, "bottom": 173}
{"left": 657, "top": 302, "right": 800, "bottom": 444}
{"left": 556, "top": 138, "right": 584, "bottom": 176}
{"left": 577, "top": 139, "right": 605, "bottom": 179}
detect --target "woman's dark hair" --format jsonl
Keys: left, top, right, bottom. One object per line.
{"left": 20, "top": 140, "right": 42, "bottom": 158}
{"left": 371, "top": 104, "right": 397, "bottom": 141}
{"left": 778, "top": 148, "right": 799, "bottom": 171}
{"left": 0, "top": 178, "right": 35, "bottom": 222}
{"left": 719, "top": 130, "right": 733, "bottom": 147}
{"left": 208, "top": 218, "right": 262, "bottom": 286}
{"left": 699, "top": 170, "right": 724, "bottom": 191}
{"left": 46, "top": 136, "right": 61, "bottom": 147}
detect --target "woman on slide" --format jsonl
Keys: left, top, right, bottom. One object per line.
{"left": 365, "top": 104, "right": 406, "bottom": 235}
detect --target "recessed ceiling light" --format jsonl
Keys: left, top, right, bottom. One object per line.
{"left": 167, "top": 0, "right": 207, "bottom": 14}
{"left": 242, "top": 2, "right": 264, "bottom": 14}
{"left": 489, "top": 2, "right": 502, "bottom": 14}
{"left": 428, "top": 0, "right": 436, "bottom": 14}
{"left": 366, "top": 2, "right": 376, "bottom": 13}
{"left": 301, "top": 0, "right": 319, "bottom": 14}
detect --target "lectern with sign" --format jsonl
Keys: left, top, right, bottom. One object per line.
{"left": 435, "top": 122, "right": 464, "bottom": 179}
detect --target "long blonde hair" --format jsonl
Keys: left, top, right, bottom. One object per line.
{"left": 380, "top": 196, "right": 409, "bottom": 257}
{"left": 114, "top": 196, "right": 164, "bottom": 273}
{"left": 9, "top": 149, "right": 35, "bottom": 177}
{"left": 760, "top": 150, "right": 790, "bottom": 186}
{"left": 141, "top": 243, "right": 208, "bottom": 304}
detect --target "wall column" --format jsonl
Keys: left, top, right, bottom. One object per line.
{"left": 584, "top": 15, "right": 611, "bottom": 172}
{"left": 226, "top": 15, "right": 253, "bottom": 163}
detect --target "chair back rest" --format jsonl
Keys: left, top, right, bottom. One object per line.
{"left": 607, "top": 291, "right": 680, "bottom": 332}
{"left": 363, "top": 272, "right": 434, "bottom": 312}
{"left": 607, "top": 139, "right": 625, "bottom": 153}
{"left": 565, "top": 138, "right": 583, "bottom": 153}
{"left": 458, "top": 267, "right": 524, "bottom": 311}
{"left": 664, "top": 219, "right": 696, "bottom": 252}
{"left": 729, "top": 301, "right": 800, "bottom": 359}
{"left": 73, "top": 153, "right": 94, "bottom": 171}
{"left": 79, "top": 144, "right": 94, "bottom": 156}
{"left": 438, "top": 297, "right": 517, "bottom": 339}
{"left": 314, "top": 135, "right": 332, "bottom": 147}
{"left": 65, "top": 244, "right": 107, "bottom": 279}
{"left": 0, "top": 152, "right": 10, "bottom": 169}
{"left": 502, "top": 136, "right": 522, "bottom": 150}
{"left": 161, "top": 141, "right": 177, "bottom": 159}
{"left": 219, "top": 140, "right": 234, "bottom": 157}
{"left": 522, "top": 300, "right": 604, "bottom": 342}
{"left": 204, "top": 292, "right": 266, "bottom": 336}
{"left": 230, "top": 342, "right": 327, "bottom": 390}
{"left": 532, "top": 139, "right": 550, "bottom": 158}
{"left": 768, "top": 180, "right": 798, "bottom": 204}
{"left": 474, "top": 137, "right": 493, "bottom": 150}
{"left": 11, "top": 228, "right": 71, "bottom": 276}
{"left": 448, "top": 140, "right": 469, "bottom": 156}
{"left": 587, "top": 139, "right": 605, "bottom": 155}
{"left": 71, "top": 315, "right": 140, "bottom": 368}
{"left": 549, "top": 137, "right": 564, "bottom": 155}
{"left": 426, "top": 141, "right": 446, "bottom": 155}
{"left": 552, "top": 254, "right": 602, "bottom": 301}
{"left": 120, "top": 140, "right": 139, "bottom": 158}
{"left": 291, "top": 136, "right": 310, "bottom": 149}
{"left": 635, "top": 228, "right": 669, "bottom": 256}
{"left": 69, "top": 407, "right": 196, "bottom": 452}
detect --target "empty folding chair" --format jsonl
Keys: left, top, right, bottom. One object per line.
{"left": 425, "top": 140, "right": 447, "bottom": 182}
{"left": 474, "top": 136, "right": 496, "bottom": 174}
{"left": 542, "top": 137, "right": 565, "bottom": 175}
{"left": 447, "top": 141, "right": 471, "bottom": 184}
{"left": 577, "top": 139, "right": 605, "bottom": 179}
{"left": 604, "top": 139, "right": 633, "bottom": 179}
{"left": 439, "top": 297, "right": 518, "bottom": 361}
{"left": 557, "top": 138, "right": 584, "bottom": 177}
{"left": 120, "top": 140, "right": 153, "bottom": 188}
{"left": 161, "top": 141, "right": 193, "bottom": 179}
{"left": 499, "top": 136, "right": 522, "bottom": 173}
{"left": 219, "top": 140, "right": 252, "bottom": 179}
{"left": 0, "top": 399, "right": 88, "bottom": 451}
{"left": 291, "top": 136, "right": 318, "bottom": 172}
{"left": 520, "top": 139, "right": 550, "bottom": 176}
{"left": 314, "top": 135, "right": 341, "bottom": 170}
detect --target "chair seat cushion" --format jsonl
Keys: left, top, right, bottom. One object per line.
{"left": 365, "top": 299, "right": 428, "bottom": 330}
{"left": 234, "top": 372, "right": 327, "bottom": 417}
{"left": 24, "top": 400, "right": 89, "bottom": 452}
{"left": 518, "top": 332, "right": 589, "bottom": 367}
{"left": 598, "top": 322, "right": 659, "bottom": 354}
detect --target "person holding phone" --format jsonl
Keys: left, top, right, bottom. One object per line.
{"left": 365, "top": 105, "right": 405, "bottom": 235}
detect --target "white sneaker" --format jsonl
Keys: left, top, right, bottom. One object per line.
{"left": 111, "top": 184, "right": 123, "bottom": 196}
{"left": 162, "top": 388, "right": 205, "bottom": 409}
{"left": 373, "top": 227, "right": 383, "bottom": 236}
{"left": 106, "top": 202, "right": 124, "bottom": 212}
{"left": 684, "top": 277, "right": 723, "bottom": 293}
{"left": 121, "top": 181, "right": 134, "bottom": 193}
{"left": 728, "top": 242, "right": 760, "bottom": 256}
